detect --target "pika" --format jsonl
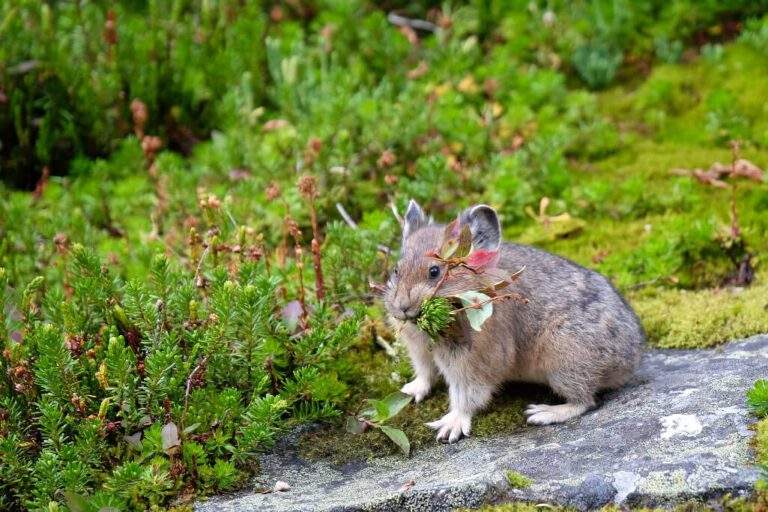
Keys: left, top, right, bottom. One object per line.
{"left": 384, "top": 200, "right": 644, "bottom": 443}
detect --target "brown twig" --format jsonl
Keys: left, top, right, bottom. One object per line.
{"left": 729, "top": 140, "right": 742, "bottom": 240}
{"left": 451, "top": 292, "right": 529, "bottom": 314}
{"left": 298, "top": 175, "right": 326, "bottom": 301}
{"left": 286, "top": 217, "right": 308, "bottom": 328}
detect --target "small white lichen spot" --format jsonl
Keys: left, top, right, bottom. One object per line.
{"left": 542, "top": 10, "right": 556, "bottom": 26}
{"left": 612, "top": 471, "right": 641, "bottom": 504}
{"left": 274, "top": 480, "right": 291, "bottom": 492}
{"left": 660, "top": 414, "right": 703, "bottom": 440}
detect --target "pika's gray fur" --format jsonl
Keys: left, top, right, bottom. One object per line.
{"left": 384, "top": 200, "right": 645, "bottom": 443}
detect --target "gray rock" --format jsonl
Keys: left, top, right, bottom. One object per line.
{"left": 196, "top": 335, "right": 768, "bottom": 512}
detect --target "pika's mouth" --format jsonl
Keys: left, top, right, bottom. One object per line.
{"left": 392, "top": 308, "right": 419, "bottom": 321}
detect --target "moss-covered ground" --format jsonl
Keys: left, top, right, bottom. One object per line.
{"left": 526, "top": 44, "right": 768, "bottom": 349}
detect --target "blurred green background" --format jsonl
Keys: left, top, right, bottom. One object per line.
{"left": 2, "top": 1, "right": 768, "bottom": 510}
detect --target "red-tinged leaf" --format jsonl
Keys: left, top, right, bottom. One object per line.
{"left": 466, "top": 249, "right": 499, "bottom": 268}
{"left": 444, "top": 218, "right": 459, "bottom": 239}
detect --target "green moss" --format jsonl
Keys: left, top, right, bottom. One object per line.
{"left": 631, "top": 271, "right": 768, "bottom": 349}
{"left": 458, "top": 504, "right": 570, "bottom": 512}
{"left": 298, "top": 384, "right": 552, "bottom": 465}
{"left": 754, "top": 418, "right": 768, "bottom": 465}
{"left": 504, "top": 470, "right": 532, "bottom": 489}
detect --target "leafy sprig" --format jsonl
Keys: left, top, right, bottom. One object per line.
{"left": 345, "top": 392, "right": 413, "bottom": 456}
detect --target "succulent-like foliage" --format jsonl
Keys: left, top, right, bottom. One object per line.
{"left": 0, "top": 233, "right": 364, "bottom": 510}
{"left": 416, "top": 297, "right": 455, "bottom": 340}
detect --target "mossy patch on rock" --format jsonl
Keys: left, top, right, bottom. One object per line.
{"left": 298, "top": 383, "right": 552, "bottom": 465}
{"left": 631, "top": 272, "right": 768, "bottom": 349}
{"left": 504, "top": 470, "right": 533, "bottom": 489}
{"left": 458, "top": 504, "right": 572, "bottom": 512}
{"left": 754, "top": 418, "right": 768, "bottom": 465}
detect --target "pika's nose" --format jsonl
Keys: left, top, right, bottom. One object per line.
{"left": 399, "top": 304, "right": 418, "bottom": 320}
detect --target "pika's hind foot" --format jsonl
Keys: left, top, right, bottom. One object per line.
{"left": 524, "top": 403, "right": 588, "bottom": 425}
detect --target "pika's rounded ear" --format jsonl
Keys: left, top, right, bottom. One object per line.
{"left": 465, "top": 204, "right": 501, "bottom": 250}
{"left": 403, "top": 199, "right": 428, "bottom": 241}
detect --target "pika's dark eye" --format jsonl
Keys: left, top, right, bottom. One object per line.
{"left": 428, "top": 265, "right": 440, "bottom": 279}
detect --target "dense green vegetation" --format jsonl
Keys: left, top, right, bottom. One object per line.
{"left": 2, "top": 1, "right": 768, "bottom": 510}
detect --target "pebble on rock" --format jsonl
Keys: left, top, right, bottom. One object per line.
{"left": 273, "top": 481, "right": 291, "bottom": 492}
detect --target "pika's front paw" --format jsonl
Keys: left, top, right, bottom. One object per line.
{"left": 401, "top": 378, "right": 431, "bottom": 403}
{"left": 426, "top": 411, "right": 471, "bottom": 443}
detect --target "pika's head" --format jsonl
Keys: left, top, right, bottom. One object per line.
{"left": 384, "top": 200, "right": 501, "bottom": 322}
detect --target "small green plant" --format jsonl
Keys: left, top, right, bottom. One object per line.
{"left": 572, "top": 43, "right": 623, "bottom": 90}
{"left": 346, "top": 392, "right": 413, "bottom": 456}
{"left": 505, "top": 469, "right": 533, "bottom": 489}
{"left": 416, "top": 297, "right": 454, "bottom": 339}
{"left": 748, "top": 380, "right": 768, "bottom": 417}
{"left": 655, "top": 37, "right": 684, "bottom": 64}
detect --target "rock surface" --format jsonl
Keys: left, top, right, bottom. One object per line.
{"left": 196, "top": 335, "right": 768, "bottom": 512}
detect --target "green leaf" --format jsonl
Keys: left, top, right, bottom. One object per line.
{"left": 64, "top": 491, "right": 90, "bottom": 512}
{"left": 380, "top": 425, "right": 410, "bottom": 456}
{"left": 439, "top": 237, "right": 459, "bottom": 259}
{"left": 183, "top": 423, "right": 200, "bottom": 435}
{"left": 345, "top": 415, "right": 367, "bottom": 434}
{"left": 380, "top": 391, "right": 413, "bottom": 420}
{"left": 362, "top": 399, "right": 391, "bottom": 422}
{"left": 457, "top": 291, "right": 493, "bottom": 331}
{"left": 455, "top": 224, "right": 472, "bottom": 258}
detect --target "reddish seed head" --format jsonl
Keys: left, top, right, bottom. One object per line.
{"left": 270, "top": 5, "right": 284, "bottom": 22}
{"left": 130, "top": 99, "right": 148, "bottom": 130}
{"left": 286, "top": 218, "right": 302, "bottom": 239}
{"left": 53, "top": 232, "right": 69, "bottom": 253}
{"left": 297, "top": 174, "right": 318, "bottom": 199}
{"left": 377, "top": 150, "right": 396, "bottom": 169}
{"left": 266, "top": 181, "right": 281, "bottom": 201}
{"left": 141, "top": 135, "right": 162, "bottom": 155}
{"left": 104, "top": 10, "right": 118, "bottom": 46}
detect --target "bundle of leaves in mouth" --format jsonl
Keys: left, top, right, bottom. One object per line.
{"left": 416, "top": 218, "right": 527, "bottom": 337}
{"left": 416, "top": 296, "right": 454, "bottom": 338}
